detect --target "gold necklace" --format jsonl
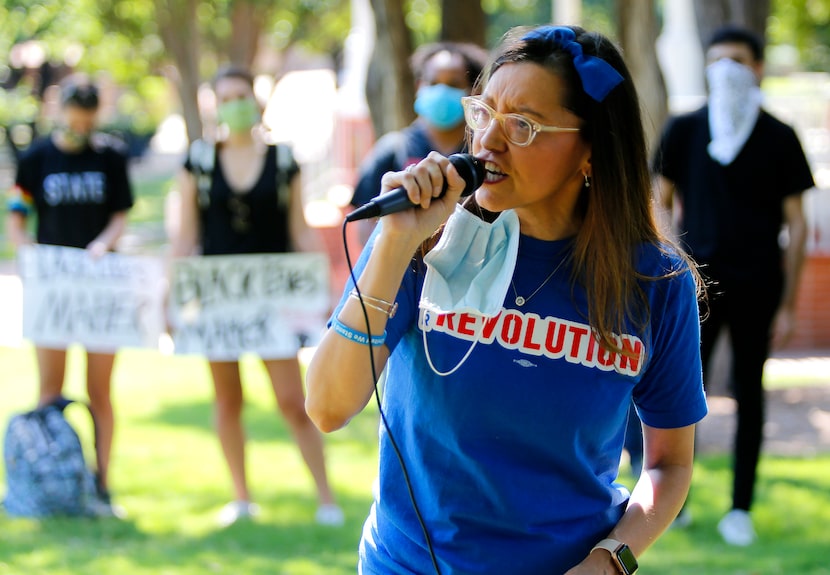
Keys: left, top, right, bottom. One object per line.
{"left": 510, "top": 257, "right": 567, "bottom": 307}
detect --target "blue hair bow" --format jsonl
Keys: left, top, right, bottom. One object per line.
{"left": 522, "top": 26, "right": 624, "bottom": 102}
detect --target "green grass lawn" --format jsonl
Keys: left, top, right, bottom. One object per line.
{"left": 0, "top": 345, "right": 378, "bottom": 575}
{"left": 1, "top": 344, "right": 829, "bottom": 574}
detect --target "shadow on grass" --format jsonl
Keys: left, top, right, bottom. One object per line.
{"left": 642, "top": 453, "right": 830, "bottom": 574}
{"left": 135, "top": 394, "right": 380, "bottom": 451}
{"left": 6, "top": 452, "right": 828, "bottom": 574}
{"left": 0, "top": 491, "right": 369, "bottom": 575}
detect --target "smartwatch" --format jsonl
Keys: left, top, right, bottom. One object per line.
{"left": 590, "top": 538, "right": 638, "bottom": 574}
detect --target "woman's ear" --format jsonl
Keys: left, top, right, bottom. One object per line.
{"left": 581, "top": 155, "right": 592, "bottom": 179}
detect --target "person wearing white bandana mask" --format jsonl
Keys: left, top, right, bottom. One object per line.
{"left": 653, "top": 25, "right": 814, "bottom": 547}
{"left": 309, "top": 25, "right": 709, "bottom": 575}
{"left": 706, "top": 57, "right": 764, "bottom": 165}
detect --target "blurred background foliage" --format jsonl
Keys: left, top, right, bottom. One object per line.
{"left": 0, "top": 0, "right": 826, "bottom": 152}
{"left": 770, "top": 0, "right": 830, "bottom": 72}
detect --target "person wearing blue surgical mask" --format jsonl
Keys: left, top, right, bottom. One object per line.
{"left": 350, "top": 42, "right": 489, "bottom": 243}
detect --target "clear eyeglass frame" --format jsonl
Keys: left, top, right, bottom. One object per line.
{"left": 461, "top": 96, "right": 580, "bottom": 147}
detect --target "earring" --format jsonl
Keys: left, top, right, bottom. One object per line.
{"left": 583, "top": 173, "right": 591, "bottom": 188}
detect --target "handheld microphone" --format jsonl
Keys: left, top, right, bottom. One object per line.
{"left": 345, "top": 153, "right": 485, "bottom": 222}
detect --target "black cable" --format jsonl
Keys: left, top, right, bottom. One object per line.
{"left": 341, "top": 220, "right": 442, "bottom": 575}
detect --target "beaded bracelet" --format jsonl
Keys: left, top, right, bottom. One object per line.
{"left": 349, "top": 289, "right": 398, "bottom": 318}
{"left": 332, "top": 318, "right": 386, "bottom": 347}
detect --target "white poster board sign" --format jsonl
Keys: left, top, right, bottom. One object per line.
{"left": 19, "top": 245, "right": 165, "bottom": 352}
{"left": 168, "top": 253, "right": 329, "bottom": 361}
{"left": 0, "top": 274, "right": 23, "bottom": 347}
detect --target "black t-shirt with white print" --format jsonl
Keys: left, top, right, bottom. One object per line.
{"left": 14, "top": 135, "right": 134, "bottom": 249}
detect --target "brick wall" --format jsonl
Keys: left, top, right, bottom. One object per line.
{"left": 791, "top": 254, "right": 830, "bottom": 350}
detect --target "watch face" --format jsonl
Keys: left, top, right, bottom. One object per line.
{"left": 617, "top": 545, "right": 639, "bottom": 574}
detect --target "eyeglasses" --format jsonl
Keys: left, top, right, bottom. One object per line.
{"left": 461, "top": 96, "right": 580, "bottom": 147}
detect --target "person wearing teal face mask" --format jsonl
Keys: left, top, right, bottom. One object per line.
{"left": 350, "top": 41, "right": 489, "bottom": 243}
{"left": 216, "top": 96, "right": 261, "bottom": 135}
{"left": 170, "top": 66, "right": 342, "bottom": 528}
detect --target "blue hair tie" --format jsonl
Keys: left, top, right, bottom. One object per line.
{"left": 522, "top": 26, "right": 624, "bottom": 102}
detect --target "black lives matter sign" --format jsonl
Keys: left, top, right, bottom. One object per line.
{"left": 19, "top": 245, "right": 165, "bottom": 352}
{"left": 168, "top": 253, "right": 329, "bottom": 360}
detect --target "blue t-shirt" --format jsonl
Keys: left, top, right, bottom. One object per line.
{"left": 336, "top": 230, "right": 707, "bottom": 575}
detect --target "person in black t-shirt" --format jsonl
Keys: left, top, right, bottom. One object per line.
{"left": 170, "top": 66, "right": 342, "bottom": 528}
{"left": 652, "top": 25, "right": 815, "bottom": 546}
{"left": 349, "top": 42, "right": 488, "bottom": 243}
{"left": 5, "top": 75, "right": 134, "bottom": 516}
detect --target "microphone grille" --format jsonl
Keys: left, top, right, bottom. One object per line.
{"left": 448, "top": 154, "right": 485, "bottom": 197}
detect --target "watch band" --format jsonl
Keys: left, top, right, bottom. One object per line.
{"left": 590, "top": 538, "right": 638, "bottom": 574}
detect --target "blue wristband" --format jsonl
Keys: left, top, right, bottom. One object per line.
{"left": 332, "top": 318, "right": 386, "bottom": 347}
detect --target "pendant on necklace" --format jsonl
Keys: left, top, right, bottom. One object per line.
{"left": 515, "top": 296, "right": 526, "bottom": 307}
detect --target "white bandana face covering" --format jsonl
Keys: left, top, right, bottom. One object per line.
{"left": 421, "top": 205, "right": 520, "bottom": 318}
{"left": 706, "top": 58, "right": 763, "bottom": 165}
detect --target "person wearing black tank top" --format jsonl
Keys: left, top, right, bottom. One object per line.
{"left": 171, "top": 66, "right": 342, "bottom": 528}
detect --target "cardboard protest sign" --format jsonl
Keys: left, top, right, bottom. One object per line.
{"left": 168, "top": 253, "right": 329, "bottom": 360}
{"left": 0, "top": 274, "right": 23, "bottom": 347}
{"left": 19, "top": 245, "right": 165, "bottom": 352}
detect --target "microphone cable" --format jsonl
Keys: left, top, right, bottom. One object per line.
{"left": 340, "top": 219, "right": 442, "bottom": 575}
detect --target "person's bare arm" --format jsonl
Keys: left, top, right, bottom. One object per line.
{"left": 169, "top": 169, "right": 200, "bottom": 258}
{"left": 652, "top": 174, "right": 677, "bottom": 238}
{"left": 87, "top": 210, "right": 129, "bottom": 258}
{"left": 305, "top": 153, "right": 467, "bottom": 432}
{"left": 6, "top": 211, "right": 32, "bottom": 250}
{"left": 565, "top": 423, "right": 696, "bottom": 574}
{"left": 772, "top": 193, "right": 808, "bottom": 348}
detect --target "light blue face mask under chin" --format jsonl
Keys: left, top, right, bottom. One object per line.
{"left": 419, "top": 205, "right": 520, "bottom": 375}
{"left": 414, "top": 83, "right": 466, "bottom": 130}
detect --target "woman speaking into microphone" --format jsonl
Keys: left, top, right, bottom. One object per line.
{"left": 307, "top": 25, "right": 707, "bottom": 575}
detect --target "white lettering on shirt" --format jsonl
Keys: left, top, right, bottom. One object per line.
{"left": 43, "top": 172, "right": 106, "bottom": 206}
{"left": 419, "top": 308, "right": 645, "bottom": 377}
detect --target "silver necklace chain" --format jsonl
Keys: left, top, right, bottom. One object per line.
{"left": 510, "top": 257, "right": 567, "bottom": 307}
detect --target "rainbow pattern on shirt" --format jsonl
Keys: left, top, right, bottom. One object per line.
{"left": 6, "top": 184, "right": 34, "bottom": 215}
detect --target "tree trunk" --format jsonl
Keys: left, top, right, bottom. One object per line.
{"left": 155, "top": 0, "right": 203, "bottom": 143}
{"left": 616, "top": 0, "right": 667, "bottom": 151}
{"left": 440, "top": 0, "right": 486, "bottom": 46}
{"left": 366, "top": 0, "right": 415, "bottom": 138}
{"left": 694, "top": 0, "right": 771, "bottom": 50}
{"left": 228, "top": 0, "right": 265, "bottom": 69}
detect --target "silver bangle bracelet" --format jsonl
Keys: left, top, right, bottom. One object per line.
{"left": 349, "top": 289, "right": 398, "bottom": 318}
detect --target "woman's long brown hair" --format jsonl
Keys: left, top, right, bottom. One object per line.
{"left": 418, "top": 26, "right": 702, "bottom": 355}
